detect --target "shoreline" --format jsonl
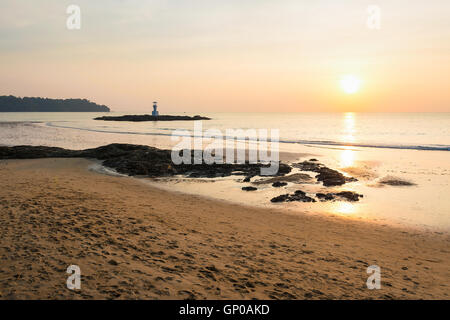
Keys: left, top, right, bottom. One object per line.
{"left": 0, "top": 158, "right": 448, "bottom": 299}
{"left": 138, "top": 175, "right": 444, "bottom": 234}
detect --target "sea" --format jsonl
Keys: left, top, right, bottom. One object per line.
{"left": 1, "top": 112, "right": 449, "bottom": 231}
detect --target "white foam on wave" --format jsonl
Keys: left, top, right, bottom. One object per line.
{"left": 87, "top": 161, "right": 128, "bottom": 177}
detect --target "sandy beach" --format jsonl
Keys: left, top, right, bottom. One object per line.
{"left": 0, "top": 158, "right": 448, "bottom": 300}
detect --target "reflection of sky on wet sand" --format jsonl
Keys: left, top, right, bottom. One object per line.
{"left": 340, "top": 147, "right": 355, "bottom": 168}
{"left": 332, "top": 202, "right": 357, "bottom": 216}
{"left": 148, "top": 144, "right": 450, "bottom": 231}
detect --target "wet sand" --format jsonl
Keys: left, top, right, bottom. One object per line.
{"left": 0, "top": 158, "right": 448, "bottom": 299}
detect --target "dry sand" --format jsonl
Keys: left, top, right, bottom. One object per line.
{"left": 0, "top": 158, "right": 448, "bottom": 299}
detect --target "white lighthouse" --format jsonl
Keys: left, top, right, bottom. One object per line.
{"left": 152, "top": 101, "right": 159, "bottom": 116}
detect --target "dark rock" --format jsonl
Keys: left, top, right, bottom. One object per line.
{"left": 242, "top": 186, "right": 257, "bottom": 191}
{"left": 316, "top": 193, "right": 335, "bottom": 201}
{"left": 270, "top": 190, "right": 315, "bottom": 203}
{"left": 94, "top": 114, "right": 211, "bottom": 121}
{"left": 379, "top": 177, "right": 415, "bottom": 186}
{"left": 0, "top": 145, "right": 80, "bottom": 159}
{"left": 293, "top": 161, "right": 323, "bottom": 172}
{"left": 270, "top": 194, "right": 290, "bottom": 203}
{"left": 288, "top": 193, "right": 316, "bottom": 202}
{"left": 0, "top": 144, "right": 292, "bottom": 179}
{"left": 108, "top": 259, "right": 118, "bottom": 266}
{"left": 309, "top": 158, "right": 318, "bottom": 162}
{"left": 275, "top": 163, "right": 292, "bottom": 176}
{"left": 316, "top": 167, "right": 356, "bottom": 187}
{"left": 335, "top": 191, "right": 363, "bottom": 201}
{"left": 316, "top": 191, "right": 363, "bottom": 202}
{"left": 243, "top": 176, "right": 253, "bottom": 182}
{"left": 272, "top": 181, "right": 287, "bottom": 187}
{"left": 293, "top": 161, "right": 357, "bottom": 187}
{"left": 205, "top": 265, "right": 220, "bottom": 272}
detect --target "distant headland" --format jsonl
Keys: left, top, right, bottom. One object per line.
{"left": 0, "top": 95, "right": 110, "bottom": 112}
{"left": 94, "top": 114, "right": 211, "bottom": 122}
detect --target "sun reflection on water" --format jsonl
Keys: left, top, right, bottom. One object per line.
{"left": 342, "top": 112, "right": 356, "bottom": 143}
{"left": 333, "top": 202, "right": 357, "bottom": 215}
{"left": 331, "top": 113, "right": 360, "bottom": 216}
{"left": 340, "top": 113, "right": 357, "bottom": 168}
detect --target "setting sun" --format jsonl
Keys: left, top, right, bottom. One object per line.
{"left": 340, "top": 75, "right": 361, "bottom": 94}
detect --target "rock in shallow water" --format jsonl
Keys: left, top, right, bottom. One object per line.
{"left": 316, "top": 193, "right": 335, "bottom": 201}
{"left": 271, "top": 190, "right": 316, "bottom": 203}
{"left": 272, "top": 190, "right": 363, "bottom": 203}
{"left": 378, "top": 176, "right": 415, "bottom": 186}
{"left": 316, "top": 168, "right": 357, "bottom": 187}
{"left": 272, "top": 181, "right": 287, "bottom": 187}
{"left": 293, "top": 161, "right": 357, "bottom": 187}
{"left": 270, "top": 194, "right": 291, "bottom": 203}
{"left": 316, "top": 191, "right": 363, "bottom": 202}
{"left": 335, "top": 191, "right": 363, "bottom": 201}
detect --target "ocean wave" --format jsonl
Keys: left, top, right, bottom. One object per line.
{"left": 45, "top": 122, "right": 450, "bottom": 152}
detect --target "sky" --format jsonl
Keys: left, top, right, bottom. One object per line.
{"left": 0, "top": 0, "right": 449, "bottom": 112}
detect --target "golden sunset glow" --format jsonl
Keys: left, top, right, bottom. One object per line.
{"left": 340, "top": 75, "right": 361, "bottom": 94}
{"left": 0, "top": 1, "right": 449, "bottom": 112}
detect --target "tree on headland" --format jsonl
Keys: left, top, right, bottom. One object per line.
{"left": 0, "top": 95, "right": 110, "bottom": 112}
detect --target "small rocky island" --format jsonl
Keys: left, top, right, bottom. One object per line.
{"left": 94, "top": 114, "right": 211, "bottom": 122}
{"left": 0, "top": 95, "right": 110, "bottom": 112}
{"left": 94, "top": 102, "right": 210, "bottom": 121}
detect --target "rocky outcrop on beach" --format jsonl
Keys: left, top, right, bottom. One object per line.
{"left": 316, "top": 191, "right": 363, "bottom": 202}
{"left": 272, "top": 182, "right": 287, "bottom": 187}
{"left": 0, "top": 143, "right": 290, "bottom": 178}
{"left": 0, "top": 144, "right": 365, "bottom": 203}
{"left": 242, "top": 186, "right": 257, "bottom": 191}
{"left": 378, "top": 176, "right": 416, "bottom": 186}
{"left": 293, "top": 161, "right": 357, "bottom": 186}
{"left": 271, "top": 190, "right": 363, "bottom": 203}
{"left": 0, "top": 145, "right": 81, "bottom": 159}
{"left": 271, "top": 190, "right": 316, "bottom": 203}
{"left": 94, "top": 115, "right": 211, "bottom": 122}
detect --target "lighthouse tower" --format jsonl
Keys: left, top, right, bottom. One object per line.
{"left": 152, "top": 101, "right": 159, "bottom": 116}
